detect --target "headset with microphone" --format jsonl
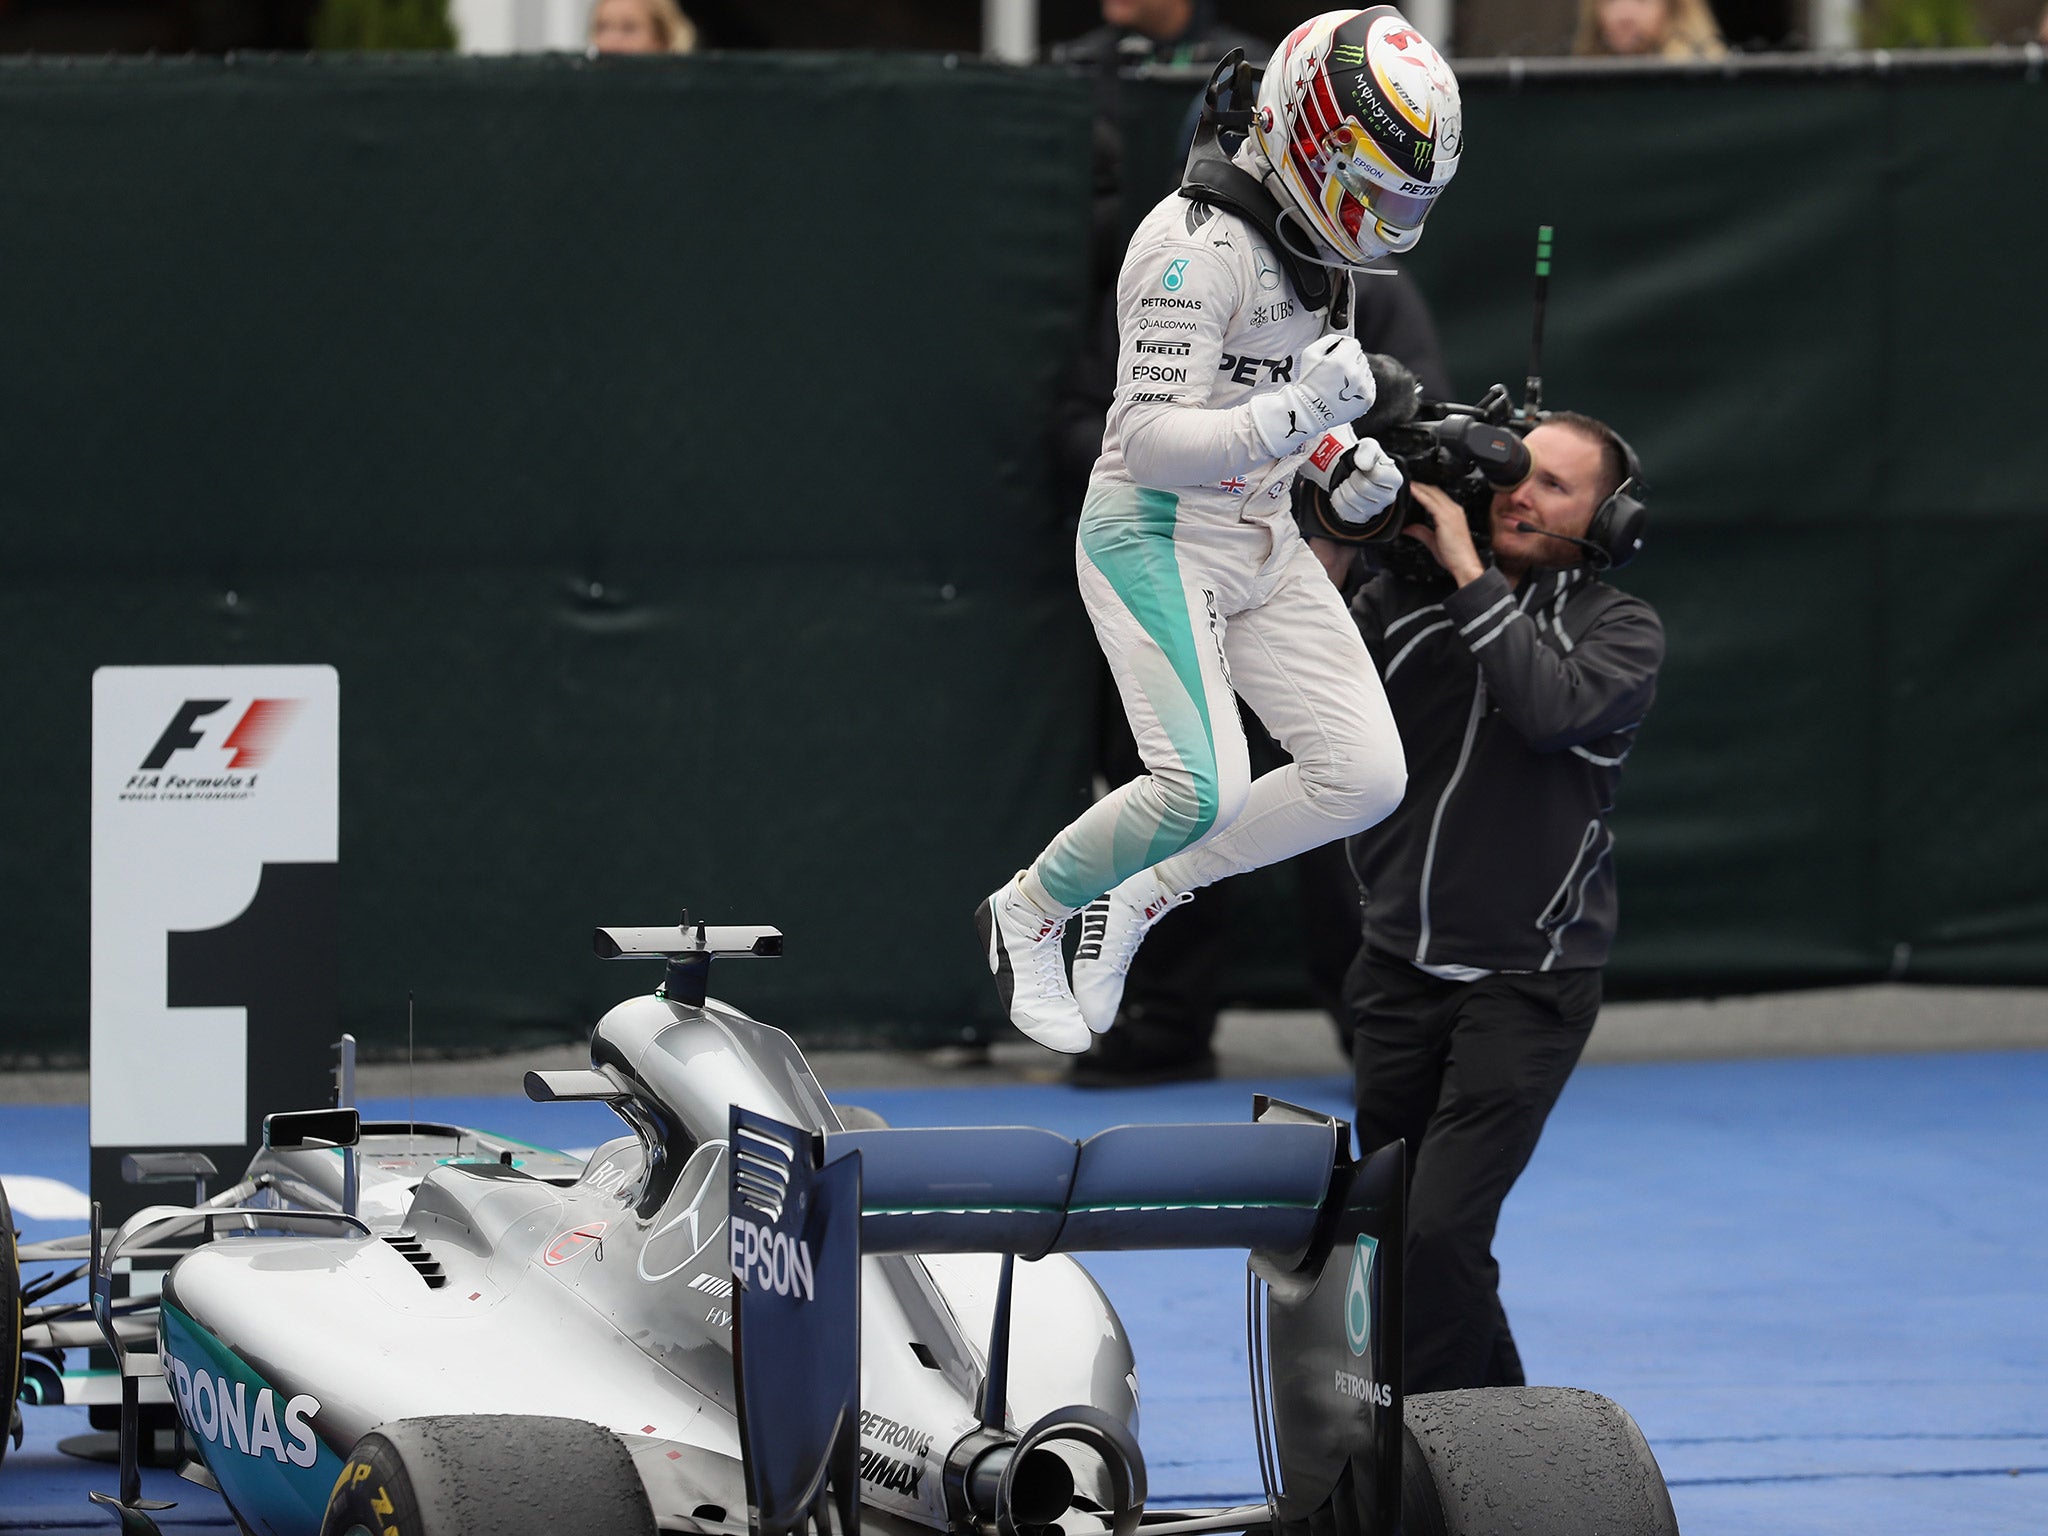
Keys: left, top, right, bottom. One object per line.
{"left": 1513, "top": 427, "right": 1647, "bottom": 571}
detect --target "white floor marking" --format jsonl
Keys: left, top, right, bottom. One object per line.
{"left": 2, "top": 1173, "right": 92, "bottom": 1220}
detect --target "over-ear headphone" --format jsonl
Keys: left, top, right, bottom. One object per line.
{"left": 1584, "top": 429, "right": 1647, "bottom": 569}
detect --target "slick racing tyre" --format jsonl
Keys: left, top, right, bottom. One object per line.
{"left": 1401, "top": 1387, "right": 1679, "bottom": 1536}
{"left": 0, "top": 1179, "right": 18, "bottom": 1472}
{"left": 320, "top": 1415, "right": 657, "bottom": 1536}
{"left": 833, "top": 1104, "right": 891, "bottom": 1131}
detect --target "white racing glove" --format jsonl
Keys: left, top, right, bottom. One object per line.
{"left": 1295, "top": 424, "right": 1406, "bottom": 530}
{"left": 1246, "top": 334, "right": 1378, "bottom": 460}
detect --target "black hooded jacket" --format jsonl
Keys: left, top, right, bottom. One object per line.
{"left": 1347, "top": 563, "right": 1664, "bottom": 973}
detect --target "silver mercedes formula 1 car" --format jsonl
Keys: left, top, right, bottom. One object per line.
{"left": 7, "top": 922, "right": 1680, "bottom": 1536}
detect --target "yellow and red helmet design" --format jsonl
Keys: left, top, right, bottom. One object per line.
{"left": 1252, "top": 7, "right": 1463, "bottom": 267}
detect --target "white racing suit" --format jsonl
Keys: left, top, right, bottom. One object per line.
{"left": 1026, "top": 165, "right": 1407, "bottom": 915}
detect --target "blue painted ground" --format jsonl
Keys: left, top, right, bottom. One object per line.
{"left": 4, "top": 1053, "right": 2045, "bottom": 1533}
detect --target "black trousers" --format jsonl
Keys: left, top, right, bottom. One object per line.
{"left": 1343, "top": 945, "right": 1601, "bottom": 1394}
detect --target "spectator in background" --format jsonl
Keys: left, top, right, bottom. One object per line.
{"left": 1047, "top": 0, "right": 1267, "bottom": 516}
{"left": 1049, "top": 0, "right": 1264, "bottom": 71}
{"left": 979, "top": 12, "right": 1463, "bottom": 1056}
{"left": 588, "top": 0, "right": 695, "bottom": 54}
{"left": 1042, "top": 1, "right": 1274, "bottom": 1079}
{"left": 1573, "top": 0, "right": 1727, "bottom": 57}
{"left": 1045, "top": 2, "right": 1453, "bottom": 1086}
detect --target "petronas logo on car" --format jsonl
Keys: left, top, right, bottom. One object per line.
{"left": 1345, "top": 1235, "right": 1376, "bottom": 1357}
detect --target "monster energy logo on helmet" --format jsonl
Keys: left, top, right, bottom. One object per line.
{"left": 1344, "top": 1234, "right": 1377, "bottom": 1356}
{"left": 1412, "top": 137, "right": 1434, "bottom": 174}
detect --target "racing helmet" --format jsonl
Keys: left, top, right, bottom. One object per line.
{"left": 1251, "top": 7, "right": 1463, "bottom": 268}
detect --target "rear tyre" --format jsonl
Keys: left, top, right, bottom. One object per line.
{"left": 318, "top": 1415, "right": 658, "bottom": 1536}
{"left": 1401, "top": 1387, "right": 1679, "bottom": 1536}
{"left": 833, "top": 1104, "right": 891, "bottom": 1131}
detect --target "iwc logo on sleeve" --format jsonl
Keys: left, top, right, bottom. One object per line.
{"left": 1344, "top": 1233, "right": 1377, "bottom": 1356}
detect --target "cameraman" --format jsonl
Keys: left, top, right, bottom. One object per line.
{"left": 1318, "top": 412, "right": 1664, "bottom": 1393}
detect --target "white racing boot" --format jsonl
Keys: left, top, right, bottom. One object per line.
{"left": 975, "top": 875, "right": 1089, "bottom": 1054}
{"left": 1071, "top": 869, "right": 1194, "bottom": 1034}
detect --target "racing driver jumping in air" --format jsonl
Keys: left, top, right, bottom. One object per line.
{"left": 978, "top": 8, "right": 1464, "bottom": 1050}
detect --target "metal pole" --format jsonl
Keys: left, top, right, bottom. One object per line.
{"left": 1812, "top": 0, "right": 1859, "bottom": 50}
{"left": 337, "top": 1033, "right": 358, "bottom": 1220}
{"left": 1403, "top": 0, "right": 1455, "bottom": 53}
{"left": 978, "top": 1252, "right": 1017, "bottom": 1428}
{"left": 982, "top": 0, "right": 1037, "bottom": 63}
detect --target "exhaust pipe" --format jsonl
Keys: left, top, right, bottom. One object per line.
{"left": 966, "top": 1441, "right": 1075, "bottom": 1525}
{"left": 945, "top": 1406, "right": 1145, "bottom": 1536}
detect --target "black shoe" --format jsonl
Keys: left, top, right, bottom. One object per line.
{"left": 1067, "top": 1026, "right": 1218, "bottom": 1088}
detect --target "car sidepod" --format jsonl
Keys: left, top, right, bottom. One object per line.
{"left": 158, "top": 1297, "right": 346, "bottom": 1533}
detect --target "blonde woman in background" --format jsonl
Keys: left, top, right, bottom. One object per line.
{"left": 588, "top": 0, "right": 696, "bottom": 53}
{"left": 1574, "top": 0, "right": 1728, "bottom": 56}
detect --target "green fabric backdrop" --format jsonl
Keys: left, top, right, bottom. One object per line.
{"left": 2, "top": 55, "right": 2041, "bottom": 1060}
{"left": 1117, "top": 62, "right": 2048, "bottom": 1003}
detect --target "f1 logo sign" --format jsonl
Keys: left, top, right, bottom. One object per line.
{"left": 140, "top": 699, "right": 301, "bottom": 771}
{"left": 92, "top": 664, "right": 337, "bottom": 1218}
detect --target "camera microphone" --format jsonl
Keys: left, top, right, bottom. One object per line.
{"left": 1514, "top": 521, "right": 1611, "bottom": 570}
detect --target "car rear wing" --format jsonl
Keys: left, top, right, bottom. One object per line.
{"left": 826, "top": 1118, "right": 1340, "bottom": 1261}
{"left": 727, "top": 1099, "right": 1405, "bottom": 1536}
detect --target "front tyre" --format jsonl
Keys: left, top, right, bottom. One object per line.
{"left": 0, "top": 1180, "right": 19, "bottom": 1473}
{"left": 319, "top": 1415, "right": 657, "bottom": 1536}
{"left": 1401, "top": 1387, "right": 1679, "bottom": 1536}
